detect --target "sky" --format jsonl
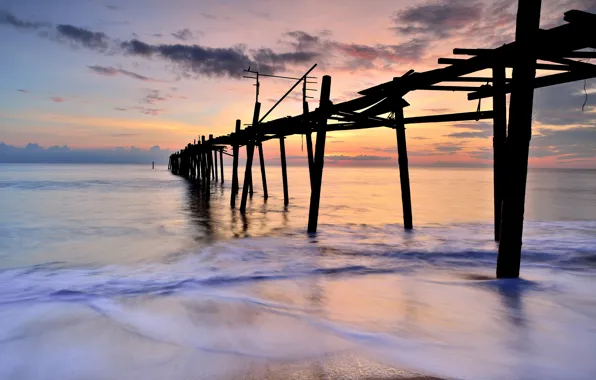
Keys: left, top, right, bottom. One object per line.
{"left": 1, "top": 0, "right": 595, "bottom": 166}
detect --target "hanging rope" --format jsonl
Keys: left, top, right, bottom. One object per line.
{"left": 301, "top": 134, "right": 304, "bottom": 152}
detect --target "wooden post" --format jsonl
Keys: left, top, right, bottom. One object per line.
{"left": 231, "top": 120, "right": 240, "bottom": 208}
{"left": 201, "top": 136, "right": 208, "bottom": 184}
{"left": 493, "top": 65, "right": 507, "bottom": 242}
{"left": 240, "top": 102, "right": 260, "bottom": 213}
{"left": 303, "top": 101, "right": 315, "bottom": 184}
{"left": 497, "top": 0, "right": 542, "bottom": 279}
{"left": 219, "top": 149, "right": 224, "bottom": 184}
{"left": 307, "top": 75, "right": 331, "bottom": 233}
{"left": 214, "top": 147, "right": 218, "bottom": 182}
{"left": 394, "top": 94, "right": 413, "bottom": 230}
{"left": 257, "top": 141, "right": 268, "bottom": 201}
{"left": 279, "top": 136, "right": 289, "bottom": 206}
{"left": 209, "top": 135, "right": 215, "bottom": 181}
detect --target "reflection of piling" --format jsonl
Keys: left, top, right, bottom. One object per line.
{"left": 152, "top": 161, "right": 154, "bottom": 169}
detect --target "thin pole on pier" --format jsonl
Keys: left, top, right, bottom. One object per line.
{"left": 302, "top": 86, "right": 315, "bottom": 184}
{"left": 393, "top": 90, "right": 413, "bottom": 230}
{"left": 231, "top": 120, "right": 241, "bottom": 208}
{"left": 307, "top": 75, "right": 331, "bottom": 233}
{"left": 220, "top": 149, "right": 224, "bottom": 184}
{"left": 201, "top": 136, "right": 208, "bottom": 184}
{"left": 279, "top": 136, "right": 289, "bottom": 206}
{"left": 209, "top": 135, "right": 215, "bottom": 181}
{"left": 214, "top": 147, "right": 219, "bottom": 182}
{"left": 497, "top": 0, "right": 542, "bottom": 279}
{"left": 493, "top": 65, "right": 507, "bottom": 242}
{"left": 240, "top": 102, "right": 260, "bottom": 213}
{"left": 257, "top": 140, "right": 268, "bottom": 201}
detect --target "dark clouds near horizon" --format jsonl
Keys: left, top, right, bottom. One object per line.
{"left": 0, "top": 142, "right": 172, "bottom": 164}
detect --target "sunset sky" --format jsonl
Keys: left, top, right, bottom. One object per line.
{"left": 1, "top": 0, "right": 595, "bottom": 167}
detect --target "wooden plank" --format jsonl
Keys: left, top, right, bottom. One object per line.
{"left": 404, "top": 111, "right": 494, "bottom": 124}
{"left": 468, "top": 69, "right": 596, "bottom": 99}
{"left": 439, "top": 57, "right": 570, "bottom": 71}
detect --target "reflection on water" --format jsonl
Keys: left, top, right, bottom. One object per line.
{"left": 0, "top": 164, "right": 595, "bottom": 380}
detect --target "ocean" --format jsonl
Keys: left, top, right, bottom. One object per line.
{"left": 0, "top": 163, "right": 595, "bottom": 380}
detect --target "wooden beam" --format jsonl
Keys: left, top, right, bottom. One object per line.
{"left": 240, "top": 103, "right": 260, "bottom": 213}
{"left": 307, "top": 75, "right": 331, "bottom": 233}
{"left": 453, "top": 48, "right": 494, "bottom": 55}
{"left": 418, "top": 85, "right": 488, "bottom": 92}
{"left": 439, "top": 57, "right": 570, "bottom": 71}
{"left": 404, "top": 111, "right": 494, "bottom": 124}
{"left": 497, "top": 0, "right": 542, "bottom": 279}
{"left": 562, "top": 51, "right": 596, "bottom": 59}
{"left": 468, "top": 69, "right": 596, "bottom": 100}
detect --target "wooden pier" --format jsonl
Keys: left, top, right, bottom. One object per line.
{"left": 169, "top": 4, "right": 596, "bottom": 278}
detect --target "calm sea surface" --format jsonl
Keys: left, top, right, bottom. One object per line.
{"left": 1, "top": 164, "right": 595, "bottom": 380}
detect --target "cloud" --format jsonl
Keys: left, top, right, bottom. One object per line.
{"left": 434, "top": 143, "right": 465, "bottom": 153}
{"left": 283, "top": 30, "right": 428, "bottom": 71}
{"left": 327, "top": 155, "right": 392, "bottom": 161}
{"left": 171, "top": 28, "right": 198, "bottom": 41}
{"left": 0, "top": 142, "right": 172, "bottom": 163}
{"left": 88, "top": 65, "right": 162, "bottom": 82}
{"left": 49, "top": 96, "right": 66, "bottom": 103}
{"left": 106, "top": 5, "right": 118, "bottom": 10}
{"left": 17, "top": 89, "right": 29, "bottom": 93}
{"left": 56, "top": 24, "right": 109, "bottom": 50}
{"left": 392, "top": 0, "right": 483, "bottom": 39}
{"left": 531, "top": 126, "right": 596, "bottom": 160}
{"left": 534, "top": 81, "right": 596, "bottom": 126}
{"left": 0, "top": 10, "right": 48, "bottom": 30}
{"left": 251, "top": 48, "right": 319, "bottom": 72}
{"left": 446, "top": 122, "right": 492, "bottom": 138}
{"left": 121, "top": 40, "right": 258, "bottom": 77}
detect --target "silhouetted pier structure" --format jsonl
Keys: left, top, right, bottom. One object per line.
{"left": 169, "top": 4, "right": 596, "bottom": 278}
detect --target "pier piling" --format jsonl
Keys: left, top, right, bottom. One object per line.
{"left": 231, "top": 120, "right": 241, "bottom": 208}
{"left": 307, "top": 75, "right": 331, "bottom": 233}
{"left": 240, "top": 102, "right": 261, "bottom": 213}
{"left": 279, "top": 137, "right": 289, "bottom": 206}
{"left": 497, "top": 0, "right": 541, "bottom": 279}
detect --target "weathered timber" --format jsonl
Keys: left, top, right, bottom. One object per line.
{"left": 240, "top": 103, "right": 260, "bottom": 213}
{"left": 394, "top": 92, "right": 413, "bottom": 229}
{"left": 497, "top": 0, "right": 542, "bottom": 279}
{"left": 220, "top": 149, "right": 224, "bottom": 184}
{"left": 214, "top": 147, "right": 218, "bottom": 181}
{"left": 231, "top": 120, "right": 241, "bottom": 208}
{"left": 209, "top": 135, "right": 215, "bottom": 180}
{"left": 257, "top": 141, "right": 268, "bottom": 200}
{"left": 279, "top": 136, "right": 289, "bottom": 206}
{"left": 438, "top": 57, "right": 569, "bottom": 71}
{"left": 307, "top": 75, "right": 331, "bottom": 233}
{"left": 492, "top": 65, "right": 507, "bottom": 242}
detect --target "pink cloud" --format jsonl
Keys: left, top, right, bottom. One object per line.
{"left": 50, "top": 97, "right": 66, "bottom": 103}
